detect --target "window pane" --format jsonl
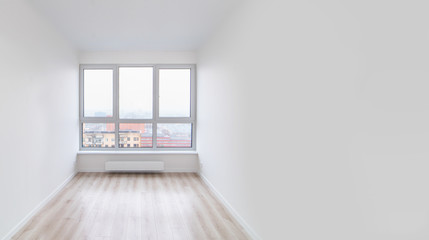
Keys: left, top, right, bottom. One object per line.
{"left": 119, "top": 67, "right": 153, "bottom": 119}
{"left": 119, "top": 123, "right": 153, "bottom": 148}
{"left": 159, "top": 69, "right": 191, "bottom": 117}
{"left": 82, "top": 123, "right": 115, "bottom": 148}
{"left": 84, "top": 69, "right": 113, "bottom": 117}
{"left": 157, "top": 123, "right": 192, "bottom": 148}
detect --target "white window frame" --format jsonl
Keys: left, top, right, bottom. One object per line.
{"left": 79, "top": 64, "right": 196, "bottom": 151}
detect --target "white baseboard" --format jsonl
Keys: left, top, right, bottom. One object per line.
{"left": 199, "top": 173, "right": 262, "bottom": 240}
{"left": 78, "top": 168, "right": 199, "bottom": 173}
{"left": 77, "top": 168, "right": 105, "bottom": 172}
{"left": 163, "top": 168, "right": 199, "bottom": 172}
{"left": 1, "top": 172, "right": 77, "bottom": 240}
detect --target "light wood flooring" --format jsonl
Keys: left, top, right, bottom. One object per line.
{"left": 12, "top": 173, "right": 249, "bottom": 240}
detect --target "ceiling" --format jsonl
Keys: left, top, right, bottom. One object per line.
{"left": 26, "top": 0, "right": 244, "bottom": 51}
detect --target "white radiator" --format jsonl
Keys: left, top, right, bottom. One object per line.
{"left": 105, "top": 161, "right": 164, "bottom": 172}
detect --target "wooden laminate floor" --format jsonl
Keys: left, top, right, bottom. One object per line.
{"left": 12, "top": 173, "right": 249, "bottom": 240}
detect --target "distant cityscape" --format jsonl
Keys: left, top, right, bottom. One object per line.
{"left": 82, "top": 122, "right": 192, "bottom": 148}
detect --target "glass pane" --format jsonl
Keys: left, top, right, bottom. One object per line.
{"left": 119, "top": 67, "right": 153, "bottom": 119}
{"left": 157, "top": 123, "right": 192, "bottom": 148}
{"left": 119, "top": 123, "right": 153, "bottom": 148}
{"left": 82, "top": 123, "right": 115, "bottom": 148}
{"left": 84, "top": 69, "right": 113, "bottom": 117}
{"left": 159, "top": 69, "right": 191, "bottom": 117}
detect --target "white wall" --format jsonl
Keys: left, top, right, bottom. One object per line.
{"left": 0, "top": 0, "right": 79, "bottom": 239}
{"left": 197, "top": 0, "right": 429, "bottom": 239}
{"left": 77, "top": 152, "right": 199, "bottom": 172}
{"left": 79, "top": 51, "right": 196, "bottom": 64}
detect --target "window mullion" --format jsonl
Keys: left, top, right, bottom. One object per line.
{"left": 153, "top": 66, "right": 159, "bottom": 149}
{"left": 79, "top": 65, "right": 84, "bottom": 121}
{"left": 190, "top": 65, "right": 196, "bottom": 121}
{"left": 114, "top": 66, "right": 120, "bottom": 149}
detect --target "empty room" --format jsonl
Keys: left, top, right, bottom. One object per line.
{"left": 2, "top": 0, "right": 429, "bottom": 239}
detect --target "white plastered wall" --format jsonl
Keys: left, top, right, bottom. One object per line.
{"left": 0, "top": 0, "right": 79, "bottom": 239}
{"left": 197, "top": 0, "right": 429, "bottom": 239}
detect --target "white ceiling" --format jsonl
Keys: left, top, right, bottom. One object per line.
{"left": 26, "top": 0, "right": 244, "bottom": 51}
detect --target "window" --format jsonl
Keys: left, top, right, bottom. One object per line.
{"left": 119, "top": 123, "right": 152, "bottom": 148}
{"left": 159, "top": 69, "right": 191, "bottom": 117}
{"left": 80, "top": 64, "right": 196, "bottom": 151}
{"left": 83, "top": 70, "right": 113, "bottom": 117}
{"left": 82, "top": 123, "right": 115, "bottom": 148}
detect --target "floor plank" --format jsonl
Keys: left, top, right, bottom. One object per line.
{"left": 12, "top": 173, "right": 249, "bottom": 240}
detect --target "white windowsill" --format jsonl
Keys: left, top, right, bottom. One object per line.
{"left": 77, "top": 151, "right": 198, "bottom": 155}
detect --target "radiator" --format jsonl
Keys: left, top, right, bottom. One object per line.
{"left": 105, "top": 161, "right": 164, "bottom": 172}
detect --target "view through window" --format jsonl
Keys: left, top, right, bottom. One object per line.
{"left": 80, "top": 65, "right": 195, "bottom": 150}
